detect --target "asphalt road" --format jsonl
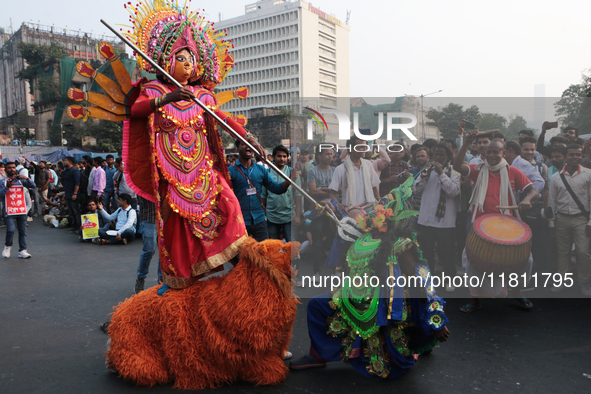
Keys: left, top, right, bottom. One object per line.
{"left": 1, "top": 220, "right": 590, "bottom": 393}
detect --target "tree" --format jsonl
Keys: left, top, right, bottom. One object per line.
{"left": 506, "top": 115, "right": 529, "bottom": 139}
{"left": 426, "top": 103, "right": 480, "bottom": 140}
{"left": 555, "top": 70, "right": 591, "bottom": 135}
{"left": 477, "top": 113, "right": 507, "bottom": 133}
{"left": 16, "top": 42, "right": 67, "bottom": 82}
{"left": 218, "top": 126, "right": 236, "bottom": 149}
{"left": 312, "top": 132, "right": 326, "bottom": 143}
{"left": 60, "top": 119, "right": 123, "bottom": 152}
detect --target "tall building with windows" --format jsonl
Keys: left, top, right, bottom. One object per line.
{"left": 216, "top": 0, "right": 350, "bottom": 119}
{"left": 1, "top": 22, "right": 122, "bottom": 119}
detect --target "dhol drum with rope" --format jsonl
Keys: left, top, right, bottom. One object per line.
{"left": 465, "top": 214, "right": 532, "bottom": 274}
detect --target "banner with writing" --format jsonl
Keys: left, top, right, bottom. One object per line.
{"left": 5, "top": 186, "right": 27, "bottom": 216}
{"left": 81, "top": 213, "right": 100, "bottom": 239}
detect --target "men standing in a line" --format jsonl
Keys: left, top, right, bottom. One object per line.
{"left": 548, "top": 144, "right": 591, "bottom": 296}
{"left": 307, "top": 147, "right": 335, "bottom": 200}
{"left": 25, "top": 159, "right": 40, "bottom": 220}
{"left": 90, "top": 157, "right": 106, "bottom": 206}
{"left": 47, "top": 162, "right": 59, "bottom": 194}
{"left": 35, "top": 161, "right": 51, "bottom": 215}
{"left": 262, "top": 145, "right": 302, "bottom": 242}
{"left": 0, "top": 162, "right": 36, "bottom": 258}
{"left": 229, "top": 138, "right": 296, "bottom": 242}
{"left": 102, "top": 155, "right": 118, "bottom": 214}
{"left": 62, "top": 157, "right": 81, "bottom": 235}
{"left": 413, "top": 143, "right": 460, "bottom": 291}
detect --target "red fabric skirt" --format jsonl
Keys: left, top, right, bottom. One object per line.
{"left": 159, "top": 173, "right": 247, "bottom": 289}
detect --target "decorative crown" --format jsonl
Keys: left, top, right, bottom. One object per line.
{"left": 121, "top": 0, "right": 234, "bottom": 86}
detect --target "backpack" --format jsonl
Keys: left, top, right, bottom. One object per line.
{"left": 109, "top": 207, "right": 138, "bottom": 233}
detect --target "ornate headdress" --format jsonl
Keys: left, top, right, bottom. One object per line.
{"left": 122, "top": 0, "right": 234, "bottom": 86}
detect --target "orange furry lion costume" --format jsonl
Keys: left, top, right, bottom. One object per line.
{"left": 106, "top": 238, "right": 299, "bottom": 390}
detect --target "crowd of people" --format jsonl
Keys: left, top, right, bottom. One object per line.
{"left": 0, "top": 154, "right": 160, "bottom": 296}
{"left": 2, "top": 121, "right": 590, "bottom": 303}
{"left": 221, "top": 121, "right": 591, "bottom": 305}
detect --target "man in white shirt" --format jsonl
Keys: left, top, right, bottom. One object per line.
{"left": 504, "top": 141, "right": 545, "bottom": 195}
{"left": 95, "top": 193, "right": 137, "bottom": 245}
{"left": 548, "top": 144, "right": 591, "bottom": 296}
{"left": 329, "top": 135, "right": 380, "bottom": 215}
{"left": 413, "top": 143, "right": 460, "bottom": 291}
{"left": 15, "top": 159, "right": 29, "bottom": 178}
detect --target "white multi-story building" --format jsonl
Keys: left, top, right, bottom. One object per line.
{"left": 216, "top": 0, "right": 350, "bottom": 119}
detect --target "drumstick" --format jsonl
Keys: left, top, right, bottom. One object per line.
{"left": 496, "top": 205, "right": 519, "bottom": 209}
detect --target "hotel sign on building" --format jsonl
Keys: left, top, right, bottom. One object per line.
{"left": 216, "top": 0, "right": 350, "bottom": 120}
{"left": 307, "top": 3, "right": 342, "bottom": 26}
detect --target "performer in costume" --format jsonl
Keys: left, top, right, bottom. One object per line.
{"left": 290, "top": 177, "right": 450, "bottom": 378}
{"left": 453, "top": 130, "right": 539, "bottom": 311}
{"left": 67, "top": 0, "right": 258, "bottom": 290}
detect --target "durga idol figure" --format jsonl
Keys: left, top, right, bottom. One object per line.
{"left": 67, "top": 0, "right": 259, "bottom": 290}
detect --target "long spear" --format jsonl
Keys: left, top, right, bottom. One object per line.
{"left": 100, "top": 19, "right": 362, "bottom": 240}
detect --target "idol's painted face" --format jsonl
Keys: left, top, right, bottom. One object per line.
{"left": 172, "top": 49, "right": 194, "bottom": 85}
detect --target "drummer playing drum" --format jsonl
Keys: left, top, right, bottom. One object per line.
{"left": 453, "top": 128, "right": 540, "bottom": 312}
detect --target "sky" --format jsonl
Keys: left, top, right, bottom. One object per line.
{"left": 3, "top": 0, "right": 590, "bottom": 100}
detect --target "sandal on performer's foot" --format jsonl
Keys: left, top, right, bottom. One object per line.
{"left": 157, "top": 283, "right": 170, "bottom": 296}
{"left": 460, "top": 303, "right": 482, "bottom": 313}
{"left": 289, "top": 355, "right": 326, "bottom": 370}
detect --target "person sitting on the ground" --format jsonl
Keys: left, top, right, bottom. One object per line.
{"left": 95, "top": 193, "right": 137, "bottom": 245}
{"left": 42, "top": 190, "right": 68, "bottom": 225}
{"left": 80, "top": 199, "right": 106, "bottom": 242}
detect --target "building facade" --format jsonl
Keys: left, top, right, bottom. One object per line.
{"left": 0, "top": 22, "right": 123, "bottom": 140}
{"left": 216, "top": 0, "right": 350, "bottom": 121}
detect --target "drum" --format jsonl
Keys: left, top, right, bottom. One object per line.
{"left": 465, "top": 214, "right": 532, "bottom": 274}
